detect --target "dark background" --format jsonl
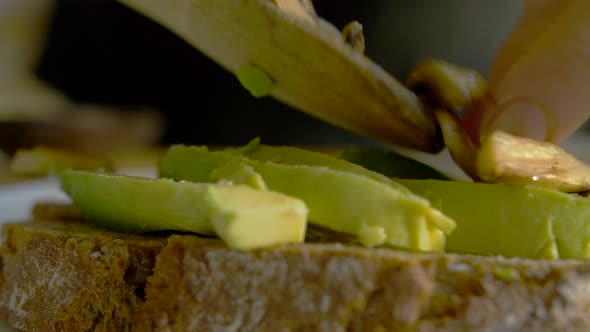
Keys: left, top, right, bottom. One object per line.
{"left": 35, "top": 0, "right": 523, "bottom": 146}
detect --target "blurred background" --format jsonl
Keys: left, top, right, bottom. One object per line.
{"left": 1, "top": 0, "right": 525, "bottom": 154}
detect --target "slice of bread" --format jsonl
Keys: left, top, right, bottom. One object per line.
{"left": 1, "top": 220, "right": 590, "bottom": 331}
{"left": 0, "top": 221, "right": 164, "bottom": 331}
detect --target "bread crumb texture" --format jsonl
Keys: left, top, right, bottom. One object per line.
{"left": 1, "top": 221, "right": 590, "bottom": 331}
{"left": 0, "top": 221, "right": 163, "bottom": 331}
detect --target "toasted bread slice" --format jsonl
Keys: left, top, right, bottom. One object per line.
{"left": 1, "top": 221, "right": 590, "bottom": 331}
{"left": 0, "top": 221, "right": 164, "bottom": 331}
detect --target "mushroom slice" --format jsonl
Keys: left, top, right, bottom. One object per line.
{"left": 477, "top": 131, "right": 590, "bottom": 193}
{"left": 407, "top": 59, "right": 488, "bottom": 112}
{"left": 435, "top": 108, "right": 590, "bottom": 192}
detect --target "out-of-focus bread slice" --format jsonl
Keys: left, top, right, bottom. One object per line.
{"left": 2, "top": 221, "right": 590, "bottom": 331}
{"left": 0, "top": 221, "right": 164, "bottom": 331}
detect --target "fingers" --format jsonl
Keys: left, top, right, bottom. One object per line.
{"left": 465, "top": 0, "right": 590, "bottom": 144}
{"left": 489, "top": 0, "right": 571, "bottom": 86}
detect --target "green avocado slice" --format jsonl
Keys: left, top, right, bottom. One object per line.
{"left": 236, "top": 66, "right": 274, "bottom": 98}
{"left": 159, "top": 145, "right": 455, "bottom": 251}
{"left": 57, "top": 170, "right": 308, "bottom": 250}
{"left": 399, "top": 179, "right": 590, "bottom": 259}
{"left": 224, "top": 139, "right": 409, "bottom": 192}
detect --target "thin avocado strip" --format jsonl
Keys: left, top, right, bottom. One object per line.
{"left": 399, "top": 179, "right": 590, "bottom": 259}
{"left": 58, "top": 170, "right": 308, "bottom": 250}
{"left": 224, "top": 139, "right": 411, "bottom": 193}
{"left": 236, "top": 66, "right": 274, "bottom": 97}
{"left": 159, "top": 145, "right": 455, "bottom": 251}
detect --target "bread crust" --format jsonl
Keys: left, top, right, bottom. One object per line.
{"left": 139, "top": 236, "right": 590, "bottom": 332}
{"left": 2, "top": 221, "right": 590, "bottom": 331}
{"left": 0, "top": 222, "right": 164, "bottom": 331}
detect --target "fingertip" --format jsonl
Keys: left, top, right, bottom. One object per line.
{"left": 489, "top": 99, "right": 548, "bottom": 142}
{"left": 487, "top": 0, "right": 590, "bottom": 143}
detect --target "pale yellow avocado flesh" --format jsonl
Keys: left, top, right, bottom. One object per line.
{"left": 225, "top": 141, "right": 411, "bottom": 193}
{"left": 159, "top": 145, "right": 455, "bottom": 252}
{"left": 58, "top": 170, "right": 308, "bottom": 250}
{"left": 400, "top": 179, "right": 590, "bottom": 259}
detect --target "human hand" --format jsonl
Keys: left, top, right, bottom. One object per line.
{"left": 463, "top": 0, "right": 590, "bottom": 145}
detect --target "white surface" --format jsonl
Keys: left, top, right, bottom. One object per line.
{"left": 0, "top": 176, "right": 69, "bottom": 223}
{"left": 0, "top": 167, "right": 157, "bottom": 225}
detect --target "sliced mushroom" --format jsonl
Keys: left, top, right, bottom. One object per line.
{"left": 406, "top": 59, "right": 488, "bottom": 112}
{"left": 477, "top": 131, "right": 590, "bottom": 192}
{"left": 435, "top": 112, "right": 590, "bottom": 192}
{"left": 432, "top": 106, "right": 590, "bottom": 192}
{"left": 407, "top": 59, "right": 590, "bottom": 192}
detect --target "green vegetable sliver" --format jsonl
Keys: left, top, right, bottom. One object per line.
{"left": 236, "top": 66, "right": 274, "bottom": 98}
{"left": 227, "top": 143, "right": 409, "bottom": 191}
{"left": 58, "top": 170, "right": 215, "bottom": 234}
{"left": 57, "top": 170, "right": 308, "bottom": 251}
{"left": 159, "top": 145, "right": 456, "bottom": 252}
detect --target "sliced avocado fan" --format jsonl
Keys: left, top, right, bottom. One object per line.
{"left": 58, "top": 170, "right": 308, "bottom": 250}
{"left": 159, "top": 144, "right": 455, "bottom": 252}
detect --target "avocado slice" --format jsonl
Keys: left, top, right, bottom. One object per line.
{"left": 210, "top": 160, "right": 268, "bottom": 190}
{"left": 159, "top": 145, "right": 455, "bottom": 251}
{"left": 236, "top": 66, "right": 274, "bottom": 98}
{"left": 399, "top": 179, "right": 590, "bottom": 259}
{"left": 58, "top": 170, "right": 308, "bottom": 250}
{"left": 225, "top": 139, "right": 412, "bottom": 193}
